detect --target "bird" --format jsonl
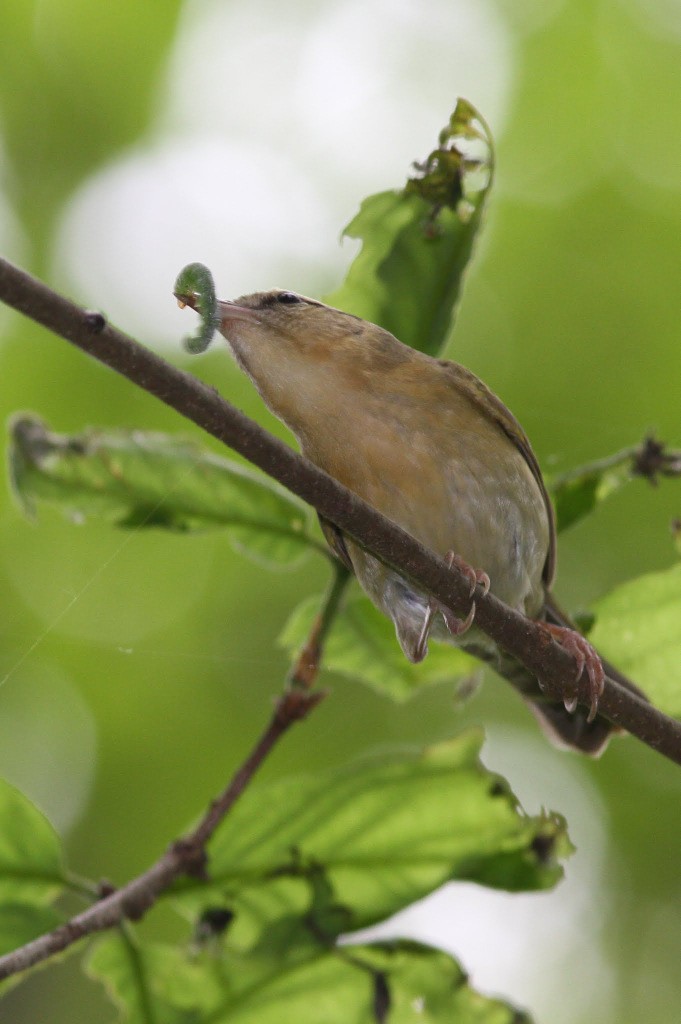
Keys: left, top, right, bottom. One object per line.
{"left": 186, "top": 286, "right": 642, "bottom": 754}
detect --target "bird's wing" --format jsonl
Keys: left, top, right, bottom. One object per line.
{"left": 442, "top": 360, "right": 557, "bottom": 587}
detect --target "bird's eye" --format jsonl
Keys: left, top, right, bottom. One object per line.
{"left": 276, "top": 292, "right": 302, "bottom": 304}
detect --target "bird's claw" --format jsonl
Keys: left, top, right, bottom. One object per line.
{"left": 442, "top": 601, "right": 476, "bottom": 637}
{"left": 415, "top": 551, "right": 488, "bottom": 658}
{"left": 440, "top": 550, "right": 489, "bottom": 638}
{"left": 543, "top": 624, "right": 605, "bottom": 722}
{"left": 445, "top": 550, "right": 490, "bottom": 599}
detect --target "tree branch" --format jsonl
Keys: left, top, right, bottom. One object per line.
{"left": 0, "top": 522, "right": 348, "bottom": 981}
{"left": 287, "top": 562, "right": 352, "bottom": 689}
{"left": 1, "top": 256, "right": 680, "bottom": 766}
{"left": 0, "top": 686, "right": 324, "bottom": 981}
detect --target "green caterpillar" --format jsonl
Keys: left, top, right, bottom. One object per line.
{"left": 174, "top": 262, "right": 219, "bottom": 354}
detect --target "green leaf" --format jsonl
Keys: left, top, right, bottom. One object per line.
{"left": 325, "top": 99, "right": 493, "bottom": 357}
{"left": 279, "top": 592, "right": 477, "bottom": 702}
{"left": 0, "top": 904, "right": 65, "bottom": 997}
{"left": 548, "top": 437, "right": 681, "bottom": 534}
{"left": 87, "top": 933, "right": 224, "bottom": 1024}
{"left": 173, "top": 733, "right": 569, "bottom": 934}
{"left": 0, "top": 779, "right": 70, "bottom": 994}
{"left": 347, "top": 941, "right": 529, "bottom": 1024}
{"left": 89, "top": 934, "right": 529, "bottom": 1024}
{"left": 0, "top": 903, "right": 63, "bottom": 957}
{"left": 90, "top": 740, "right": 556, "bottom": 1021}
{"left": 214, "top": 940, "right": 529, "bottom": 1024}
{"left": 9, "top": 415, "right": 322, "bottom": 567}
{"left": 548, "top": 455, "right": 634, "bottom": 534}
{"left": 0, "top": 778, "right": 65, "bottom": 906}
{"left": 590, "top": 562, "right": 681, "bottom": 717}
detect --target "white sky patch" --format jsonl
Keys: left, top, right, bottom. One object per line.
{"left": 53, "top": 0, "right": 514, "bottom": 347}
{"left": 53, "top": 135, "right": 339, "bottom": 345}
{"left": 166, "top": 0, "right": 514, "bottom": 195}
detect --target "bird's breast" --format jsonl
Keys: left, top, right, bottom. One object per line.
{"left": 300, "top": 390, "right": 550, "bottom": 619}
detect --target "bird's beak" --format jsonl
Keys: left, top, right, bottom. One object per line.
{"left": 173, "top": 291, "right": 259, "bottom": 326}
{"left": 217, "top": 300, "right": 260, "bottom": 329}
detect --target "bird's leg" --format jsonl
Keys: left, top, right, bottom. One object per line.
{"left": 539, "top": 623, "right": 605, "bottom": 722}
{"left": 415, "top": 551, "right": 490, "bottom": 660}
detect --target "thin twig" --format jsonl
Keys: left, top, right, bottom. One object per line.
{"left": 1, "top": 255, "right": 680, "bottom": 768}
{"left": 549, "top": 445, "right": 639, "bottom": 486}
{"left": 550, "top": 437, "right": 681, "bottom": 488}
{"left": 0, "top": 687, "right": 324, "bottom": 981}
{"left": 288, "top": 562, "right": 351, "bottom": 689}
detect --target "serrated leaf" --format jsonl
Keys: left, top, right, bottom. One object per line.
{"left": 9, "top": 415, "right": 321, "bottom": 567}
{"left": 590, "top": 562, "right": 681, "bottom": 717}
{"left": 325, "top": 99, "right": 493, "bottom": 357}
{"left": 172, "top": 733, "right": 569, "bottom": 936}
{"left": 279, "top": 592, "right": 477, "bottom": 702}
{"left": 0, "top": 778, "right": 65, "bottom": 906}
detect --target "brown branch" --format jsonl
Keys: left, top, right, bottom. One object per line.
{"left": 1, "top": 255, "right": 681, "bottom": 769}
{"left": 287, "top": 563, "right": 352, "bottom": 689}
{"left": 0, "top": 522, "right": 344, "bottom": 980}
{"left": 0, "top": 687, "right": 324, "bottom": 981}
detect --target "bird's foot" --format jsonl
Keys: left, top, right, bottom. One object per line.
{"left": 541, "top": 623, "right": 605, "bottom": 722}
{"left": 445, "top": 551, "right": 491, "bottom": 600}
{"left": 414, "top": 551, "right": 490, "bottom": 660}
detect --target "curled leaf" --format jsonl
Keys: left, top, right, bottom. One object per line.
{"left": 173, "top": 262, "right": 220, "bottom": 354}
{"left": 325, "top": 98, "right": 494, "bottom": 357}
{"left": 405, "top": 97, "right": 493, "bottom": 226}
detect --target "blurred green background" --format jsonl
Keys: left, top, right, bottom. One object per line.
{"left": 1, "top": 0, "right": 681, "bottom": 1020}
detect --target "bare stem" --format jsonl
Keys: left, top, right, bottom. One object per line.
{"left": 549, "top": 445, "right": 640, "bottom": 486}
{"left": 550, "top": 437, "right": 681, "bottom": 488}
{"left": 287, "top": 562, "right": 352, "bottom": 689}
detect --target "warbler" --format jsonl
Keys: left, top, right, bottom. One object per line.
{"left": 210, "top": 288, "right": 639, "bottom": 753}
